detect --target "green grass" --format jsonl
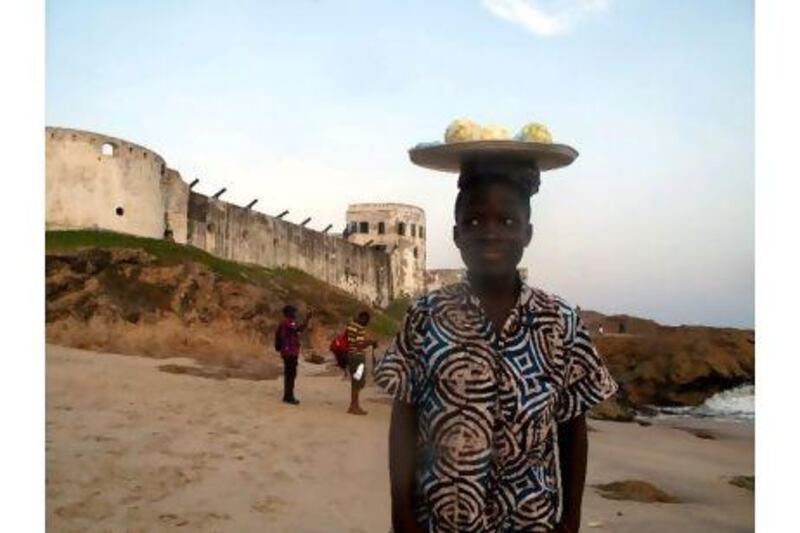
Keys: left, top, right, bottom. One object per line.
{"left": 385, "top": 297, "right": 413, "bottom": 322}
{"left": 46, "top": 229, "right": 260, "bottom": 282}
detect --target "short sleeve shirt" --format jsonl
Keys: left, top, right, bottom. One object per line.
{"left": 374, "top": 281, "right": 618, "bottom": 532}
{"left": 345, "top": 321, "right": 367, "bottom": 357}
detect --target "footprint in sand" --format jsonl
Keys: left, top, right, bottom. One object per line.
{"left": 269, "top": 469, "right": 293, "bottom": 482}
{"left": 141, "top": 465, "right": 197, "bottom": 503}
{"left": 159, "top": 510, "right": 231, "bottom": 526}
{"left": 54, "top": 496, "right": 113, "bottom": 521}
{"left": 158, "top": 513, "right": 190, "bottom": 527}
{"left": 251, "top": 495, "right": 288, "bottom": 515}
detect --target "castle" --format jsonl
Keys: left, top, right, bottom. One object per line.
{"left": 46, "top": 127, "right": 501, "bottom": 307}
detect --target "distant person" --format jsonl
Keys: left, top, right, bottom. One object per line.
{"left": 275, "top": 305, "right": 313, "bottom": 405}
{"left": 345, "top": 311, "right": 378, "bottom": 415}
{"left": 598, "top": 325, "right": 605, "bottom": 336}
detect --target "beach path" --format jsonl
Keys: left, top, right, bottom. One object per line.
{"left": 46, "top": 344, "right": 753, "bottom": 532}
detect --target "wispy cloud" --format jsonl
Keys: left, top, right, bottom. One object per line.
{"left": 481, "top": 0, "right": 611, "bottom": 37}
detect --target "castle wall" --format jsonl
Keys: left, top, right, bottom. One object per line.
{"left": 44, "top": 126, "right": 401, "bottom": 308}
{"left": 161, "top": 168, "right": 189, "bottom": 244}
{"left": 46, "top": 127, "right": 167, "bottom": 239}
{"left": 346, "top": 203, "right": 426, "bottom": 298}
{"left": 425, "top": 269, "right": 466, "bottom": 292}
{"left": 187, "top": 193, "right": 393, "bottom": 307}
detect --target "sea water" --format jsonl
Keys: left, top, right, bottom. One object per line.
{"left": 653, "top": 384, "right": 755, "bottom": 422}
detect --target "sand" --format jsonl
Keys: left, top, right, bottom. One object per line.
{"left": 46, "top": 344, "right": 754, "bottom": 532}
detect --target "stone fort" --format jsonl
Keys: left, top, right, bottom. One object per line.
{"left": 46, "top": 127, "right": 504, "bottom": 307}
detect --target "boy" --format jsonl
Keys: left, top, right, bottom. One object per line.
{"left": 276, "top": 304, "right": 313, "bottom": 405}
{"left": 375, "top": 138, "right": 618, "bottom": 532}
{"left": 345, "top": 310, "right": 378, "bottom": 415}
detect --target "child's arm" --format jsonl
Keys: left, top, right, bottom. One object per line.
{"left": 555, "top": 414, "right": 588, "bottom": 533}
{"left": 389, "top": 399, "right": 422, "bottom": 533}
{"left": 297, "top": 310, "right": 314, "bottom": 332}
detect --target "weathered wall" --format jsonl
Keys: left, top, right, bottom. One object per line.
{"left": 425, "top": 269, "right": 466, "bottom": 292}
{"left": 187, "top": 193, "right": 393, "bottom": 307}
{"left": 161, "top": 168, "right": 189, "bottom": 244}
{"left": 346, "top": 203, "right": 426, "bottom": 298}
{"left": 46, "top": 127, "right": 167, "bottom": 239}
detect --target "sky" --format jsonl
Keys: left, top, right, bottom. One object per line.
{"left": 45, "top": 0, "right": 754, "bottom": 328}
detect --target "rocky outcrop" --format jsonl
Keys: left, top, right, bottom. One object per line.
{"left": 581, "top": 311, "right": 754, "bottom": 408}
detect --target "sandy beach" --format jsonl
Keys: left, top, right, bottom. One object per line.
{"left": 46, "top": 344, "right": 754, "bottom": 532}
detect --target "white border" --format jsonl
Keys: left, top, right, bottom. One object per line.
{"left": 0, "top": 0, "right": 45, "bottom": 530}
{"left": 756, "top": 0, "right": 800, "bottom": 530}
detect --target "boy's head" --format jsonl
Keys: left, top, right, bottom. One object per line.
{"left": 356, "top": 310, "right": 371, "bottom": 326}
{"left": 453, "top": 161, "right": 534, "bottom": 278}
{"left": 282, "top": 305, "right": 297, "bottom": 319}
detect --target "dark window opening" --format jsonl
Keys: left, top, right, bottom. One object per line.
{"left": 378, "top": 222, "right": 385, "bottom": 234}
{"left": 160, "top": 164, "right": 166, "bottom": 176}
{"left": 411, "top": 224, "right": 417, "bottom": 237}
{"left": 129, "top": 146, "right": 134, "bottom": 153}
{"left": 207, "top": 223, "right": 215, "bottom": 232}
{"left": 143, "top": 152, "right": 148, "bottom": 159}
{"left": 115, "top": 206, "right": 124, "bottom": 216}
{"left": 419, "top": 226, "right": 425, "bottom": 239}
{"left": 359, "top": 222, "right": 369, "bottom": 234}
{"left": 373, "top": 244, "right": 387, "bottom": 252}
{"left": 398, "top": 222, "right": 406, "bottom": 236}
{"left": 413, "top": 247, "right": 418, "bottom": 258}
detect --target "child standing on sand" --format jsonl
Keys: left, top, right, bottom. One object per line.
{"left": 375, "top": 123, "right": 618, "bottom": 532}
{"left": 345, "top": 311, "right": 378, "bottom": 415}
{"left": 276, "top": 305, "right": 313, "bottom": 405}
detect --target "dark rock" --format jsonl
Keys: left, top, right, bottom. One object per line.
{"left": 729, "top": 475, "right": 754, "bottom": 492}
{"left": 594, "top": 480, "right": 680, "bottom": 503}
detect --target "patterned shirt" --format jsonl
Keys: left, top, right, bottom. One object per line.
{"left": 375, "top": 281, "right": 618, "bottom": 532}
{"left": 345, "top": 320, "right": 367, "bottom": 357}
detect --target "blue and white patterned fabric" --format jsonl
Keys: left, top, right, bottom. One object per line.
{"left": 375, "top": 280, "right": 618, "bottom": 532}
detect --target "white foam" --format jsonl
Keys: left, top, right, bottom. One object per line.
{"left": 651, "top": 384, "right": 755, "bottom": 422}
{"left": 695, "top": 384, "right": 754, "bottom": 420}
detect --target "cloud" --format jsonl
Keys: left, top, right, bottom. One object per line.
{"left": 481, "top": 0, "right": 611, "bottom": 37}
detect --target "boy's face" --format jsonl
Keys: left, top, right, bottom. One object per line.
{"left": 453, "top": 180, "right": 532, "bottom": 279}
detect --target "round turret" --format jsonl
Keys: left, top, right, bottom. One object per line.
{"left": 46, "top": 127, "right": 168, "bottom": 239}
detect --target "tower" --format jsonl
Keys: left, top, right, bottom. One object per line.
{"left": 345, "top": 203, "right": 426, "bottom": 299}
